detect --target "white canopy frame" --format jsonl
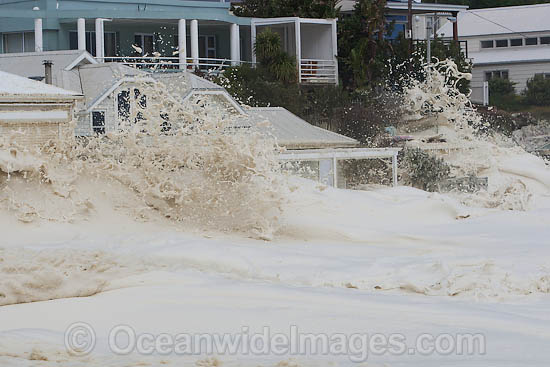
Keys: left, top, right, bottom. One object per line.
{"left": 279, "top": 148, "right": 402, "bottom": 187}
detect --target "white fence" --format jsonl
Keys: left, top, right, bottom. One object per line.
{"left": 300, "top": 59, "right": 338, "bottom": 84}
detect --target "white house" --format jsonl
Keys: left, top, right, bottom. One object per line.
{"left": 438, "top": 4, "right": 550, "bottom": 103}
{"left": 0, "top": 70, "right": 82, "bottom": 147}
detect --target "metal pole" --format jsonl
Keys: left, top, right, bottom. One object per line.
{"left": 392, "top": 154, "right": 398, "bottom": 187}
{"left": 426, "top": 20, "right": 432, "bottom": 65}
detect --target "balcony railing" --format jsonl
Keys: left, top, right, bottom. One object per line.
{"left": 300, "top": 59, "right": 338, "bottom": 84}
{"left": 96, "top": 56, "right": 339, "bottom": 84}
{"left": 96, "top": 56, "right": 252, "bottom": 73}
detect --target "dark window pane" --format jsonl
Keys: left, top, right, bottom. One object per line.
{"left": 485, "top": 72, "right": 492, "bottom": 81}
{"left": 526, "top": 38, "right": 538, "bottom": 45}
{"left": 69, "top": 32, "right": 78, "bottom": 50}
{"left": 92, "top": 111, "right": 105, "bottom": 134}
{"left": 510, "top": 39, "right": 522, "bottom": 47}
{"left": 480, "top": 40, "right": 493, "bottom": 48}
{"left": 541, "top": 37, "right": 550, "bottom": 45}
{"left": 117, "top": 90, "right": 130, "bottom": 120}
{"left": 495, "top": 39, "right": 508, "bottom": 48}
{"left": 501, "top": 71, "right": 509, "bottom": 79}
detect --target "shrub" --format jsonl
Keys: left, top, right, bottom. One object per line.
{"left": 254, "top": 29, "right": 282, "bottom": 66}
{"left": 402, "top": 148, "right": 450, "bottom": 192}
{"left": 525, "top": 75, "right": 550, "bottom": 106}
{"left": 489, "top": 77, "right": 516, "bottom": 96}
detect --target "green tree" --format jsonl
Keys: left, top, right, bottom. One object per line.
{"left": 232, "top": 0, "right": 338, "bottom": 18}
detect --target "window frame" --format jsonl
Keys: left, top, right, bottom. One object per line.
{"left": 495, "top": 39, "right": 508, "bottom": 48}
{"left": 91, "top": 110, "right": 106, "bottom": 135}
{"left": 134, "top": 33, "right": 156, "bottom": 55}
{"left": 540, "top": 36, "right": 550, "bottom": 45}
{"left": 510, "top": 38, "right": 523, "bottom": 47}
{"left": 480, "top": 40, "right": 494, "bottom": 49}
{"left": 1, "top": 31, "right": 35, "bottom": 53}
{"left": 485, "top": 70, "right": 509, "bottom": 81}
{"left": 525, "top": 37, "right": 538, "bottom": 46}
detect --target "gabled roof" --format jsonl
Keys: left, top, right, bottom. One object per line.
{"left": 438, "top": 4, "right": 550, "bottom": 37}
{"left": 0, "top": 50, "right": 97, "bottom": 93}
{"left": 243, "top": 107, "right": 358, "bottom": 149}
{"left": 0, "top": 70, "right": 82, "bottom": 102}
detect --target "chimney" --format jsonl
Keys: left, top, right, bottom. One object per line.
{"left": 43, "top": 60, "right": 53, "bottom": 84}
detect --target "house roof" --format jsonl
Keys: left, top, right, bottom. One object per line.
{"left": 243, "top": 107, "right": 358, "bottom": 149}
{"left": 0, "top": 70, "right": 82, "bottom": 102}
{"left": 438, "top": 4, "right": 550, "bottom": 37}
{"left": 470, "top": 47, "right": 550, "bottom": 66}
{"left": 339, "top": 0, "right": 467, "bottom": 14}
{"left": 0, "top": 50, "right": 97, "bottom": 94}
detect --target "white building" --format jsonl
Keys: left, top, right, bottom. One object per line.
{"left": 0, "top": 70, "right": 82, "bottom": 147}
{"left": 438, "top": 4, "right": 550, "bottom": 103}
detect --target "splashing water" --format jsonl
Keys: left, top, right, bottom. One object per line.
{"left": 399, "top": 59, "right": 550, "bottom": 210}
{"left": 0, "top": 75, "right": 287, "bottom": 239}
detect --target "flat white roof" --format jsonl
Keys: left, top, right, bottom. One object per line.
{"left": 339, "top": 0, "right": 467, "bottom": 13}
{"left": 438, "top": 4, "right": 550, "bottom": 37}
{"left": 0, "top": 70, "right": 81, "bottom": 97}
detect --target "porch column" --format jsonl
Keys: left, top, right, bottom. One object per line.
{"left": 34, "top": 18, "right": 43, "bottom": 52}
{"left": 452, "top": 11, "right": 459, "bottom": 42}
{"left": 95, "top": 18, "right": 104, "bottom": 60}
{"left": 230, "top": 23, "right": 240, "bottom": 66}
{"left": 294, "top": 19, "right": 301, "bottom": 83}
{"left": 178, "top": 19, "right": 187, "bottom": 69}
{"left": 331, "top": 18, "right": 339, "bottom": 85}
{"left": 250, "top": 20, "right": 257, "bottom": 63}
{"left": 190, "top": 19, "right": 199, "bottom": 68}
{"left": 77, "top": 18, "right": 86, "bottom": 51}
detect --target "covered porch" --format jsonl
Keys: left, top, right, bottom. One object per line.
{"left": 251, "top": 17, "right": 338, "bottom": 84}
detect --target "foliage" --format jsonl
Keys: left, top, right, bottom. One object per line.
{"left": 252, "top": 29, "right": 297, "bottom": 84}
{"left": 232, "top": 0, "right": 338, "bottom": 18}
{"left": 254, "top": 29, "right": 282, "bottom": 66}
{"left": 338, "top": 0, "right": 391, "bottom": 89}
{"left": 489, "top": 78, "right": 516, "bottom": 96}
{"left": 402, "top": 148, "right": 451, "bottom": 192}
{"left": 525, "top": 75, "right": 550, "bottom": 106}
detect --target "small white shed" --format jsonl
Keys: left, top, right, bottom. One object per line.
{"left": 0, "top": 70, "right": 82, "bottom": 147}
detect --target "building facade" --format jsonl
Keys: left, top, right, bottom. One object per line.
{"left": 0, "top": 0, "right": 338, "bottom": 84}
{"left": 438, "top": 4, "right": 550, "bottom": 103}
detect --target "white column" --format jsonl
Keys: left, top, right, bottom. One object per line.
{"left": 250, "top": 20, "right": 256, "bottom": 63}
{"left": 190, "top": 19, "right": 199, "bottom": 68}
{"left": 34, "top": 18, "right": 43, "bottom": 52}
{"left": 77, "top": 18, "right": 86, "bottom": 51}
{"left": 230, "top": 23, "right": 240, "bottom": 66}
{"left": 95, "top": 18, "right": 104, "bottom": 60}
{"left": 178, "top": 19, "right": 187, "bottom": 69}
{"left": 331, "top": 18, "right": 339, "bottom": 85}
{"left": 392, "top": 153, "right": 398, "bottom": 187}
{"left": 294, "top": 19, "right": 301, "bottom": 83}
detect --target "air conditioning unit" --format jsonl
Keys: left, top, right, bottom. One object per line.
{"left": 405, "top": 30, "right": 412, "bottom": 39}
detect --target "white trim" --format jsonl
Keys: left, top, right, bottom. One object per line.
{"left": 182, "top": 90, "right": 247, "bottom": 115}
{"left": 64, "top": 51, "right": 98, "bottom": 71}
{"left": 85, "top": 76, "right": 156, "bottom": 112}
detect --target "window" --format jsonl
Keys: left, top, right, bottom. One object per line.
{"left": 134, "top": 34, "right": 155, "bottom": 55}
{"left": 480, "top": 40, "right": 494, "bottom": 49}
{"left": 2, "top": 32, "right": 35, "bottom": 53}
{"left": 495, "top": 39, "right": 508, "bottom": 48}
{"left": 535, "top": 73, "right": 550, "bottom": 79}
{"left": 117, "top": 88, "right": 147, "bottom": 123}
{"left": 526, "top": 38, "right": 538, "bottom": 46}
{"left": 69, "top": 31, "right": 117, "bottom": 57}
{"left": 485, "top": 70, "right": 509, "bottom": 81}
{"left": 510, "top": 38, "right": 523, "bottom": 47}
{"left": 541, "top": 37, "right": 550, "bottom": 45}
{"left": 92, "top": 111, "right": 106, "bottom": 134}
{"left": 185, "top": 35, "right": 217, "bottom": 59}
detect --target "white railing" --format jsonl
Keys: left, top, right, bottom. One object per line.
{"left": 96, "top": 56, "right": 339, "bottom": 84}
{"left": 96, "top": 56, "right": 252, "bottom": 73}
{"left": 300, "top": 59, "right": 337, "bottom": 84}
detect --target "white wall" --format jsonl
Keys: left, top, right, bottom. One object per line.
{"left": 300, "top": 23, "right": 333, "bottom": 60}
{"left": 470, "top": 61, "right": 550, "bottom": 103}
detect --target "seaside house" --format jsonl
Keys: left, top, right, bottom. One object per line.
{"left": 438, "top": 4, "right": 550, "bottom": 103}
{"left": 0, "top": 0, "right": 338, "bottom": 84}
{"left": 0, "top": 70, "right": 82, "bottom": 147}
